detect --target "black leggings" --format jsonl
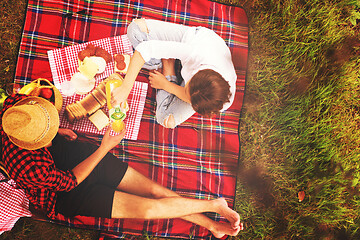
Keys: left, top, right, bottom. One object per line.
{"left": 48, "top": 134, "right": 128, "bottom": 218}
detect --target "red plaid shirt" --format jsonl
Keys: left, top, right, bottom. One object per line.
{"left": 0, "top": 94, "right": 78, "bottom": 218}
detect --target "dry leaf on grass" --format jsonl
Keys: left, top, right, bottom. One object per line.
{"left": 298, "top": 191, "right": 305, "bottom": 202}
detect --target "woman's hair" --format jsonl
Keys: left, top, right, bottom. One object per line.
{"left": 188, "top": 69, "right": 231, "bottom": 116}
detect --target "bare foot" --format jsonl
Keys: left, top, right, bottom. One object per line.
{"left": 163, "top": 114, "right": 175, "bottom": 128}
{"left": 214, "top": 198, "right": 241, "bottom": 228}
{"left": 210, "top": 222, "right": 241, "bottom": 239}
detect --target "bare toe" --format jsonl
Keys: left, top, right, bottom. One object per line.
{"left": 210, "top": 222, "right": 240, "bottom": 239}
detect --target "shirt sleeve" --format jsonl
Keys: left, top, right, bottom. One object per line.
{"left": 23, "top": 160, "right": 78, "bottom": 192}
{"left": 135, "top": 40, "right": 192, "bottom": 62}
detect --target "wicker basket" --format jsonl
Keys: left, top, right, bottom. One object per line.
{"left": 30, "top": 78, "right": 63, "bottom": 113}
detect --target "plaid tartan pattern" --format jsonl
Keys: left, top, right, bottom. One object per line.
{"left": 14, "top": 0, "right": 248, "bottom": 239}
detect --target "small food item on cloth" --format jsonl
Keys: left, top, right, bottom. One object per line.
{"left": 85, "top": 43, "right": 96, "bottom": 55}
{"left": 88, "top": 109, "right": 109, "bottom": 131}
{"left": 77, "top": 44, "right": 111, "bottom": 73}
{"left": 115, "top": 54, "right": 125, "bottom": 62}
{"left": 105, "top": 77, "right": 123, "bottom": 110}
{"left": 65, "top": 101, "right": 86, "bottom": 123}
{"left": 18, "top": 82, "right": 38, "bottom": 95}
{"left": 105, "top": 75, "right": 127, "bottom": 133}
{"left": 114, "top": 54, "right": 131, "bottom": 74}
{"left": 78, "top": 44, "right": 97, "bottom": 61}
{"left": 60, "top": 81, "right": 76, "bottom": 97}
{"left": 40, "top": 88, "right": 53, "bottom": 99}
{"left": 117, "top": 61, "right": 126, "bottom": 71}
{"left": 76, "top": 45, "right": 109, "bottom": 82}
{"left": 78, "top": 57, "right": 99, "bottom": 80}
{"left": 78, "top": 49, "right": 92, "bottom": 61}
{"left": 95, "top": 46, "right": 112, "bottom": 63}
{"left": 71, "top": 72, "right": 96, "bottom": 94}
{"left": 89, "top": 56, "right": 107, "bottom": 74}
{"left": 109, "top": 108, "right": 126, "bottom": 133}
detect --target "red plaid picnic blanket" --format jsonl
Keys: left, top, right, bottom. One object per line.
{"left": 47, "top": 35, "right": 148, "bottom": 140}
{"left": 14, "top": 0, "right": 248, "bottom": 239}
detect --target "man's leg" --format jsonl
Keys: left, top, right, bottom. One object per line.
{"left": 114, "top": 167, "right": 242, "bottom": 238}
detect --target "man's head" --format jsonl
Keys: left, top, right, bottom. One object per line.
{"left": 2, "top": 96, "right": 59, "bottom": 150}
{"left": 188, "top": 69, "right": 231, "bottom": 116}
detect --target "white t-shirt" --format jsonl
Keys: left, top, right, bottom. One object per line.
{"left": 135, "top": 22, "right": 237, "bottom": 111}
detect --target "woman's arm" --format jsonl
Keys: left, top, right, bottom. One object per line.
{"left": 148, "top": 70, "right": 191, "bottom": 103}
{"left": 167, "top": 83, "right": 191, "bottom": 103}
{"left": 111, "top": 51, "right": 145, "bottom": 106}
{"left": 111, "top": 41, "right": 191, "bottom": 106}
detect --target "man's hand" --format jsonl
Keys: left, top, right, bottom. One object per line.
{"left": 100, "top": 126, "right": 126, "bottom": 152}
{"left": 58, "top": 128, "right": 78, "bottom": 141}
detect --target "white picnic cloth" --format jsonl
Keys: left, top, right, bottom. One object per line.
{"left": 47, "top": 35, "right": 148, "bottom": 140}
{"left": 0, "top": 173, "right": 31, "bottom": 235}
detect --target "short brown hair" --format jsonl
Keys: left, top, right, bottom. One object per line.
{"left": 188, "top": 69, "right": 231, "bottom": 116}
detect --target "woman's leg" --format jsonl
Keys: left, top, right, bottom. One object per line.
{"left": 115, "top": 167, "right": 242, "bottom": 238}
{"left": 156, "top": 86, "right": 195, "bottom": 128}
{"left": 153, "top": 59, "right": 195, "bottom": 128}
{"left": 126, "top": 19, "right": 190, "bottom": 70}
{"left": 128, "top": 19, "right": 189, "bottom": 44}
{"left": 126, "top": 19, "right": 162, "bottom": 70}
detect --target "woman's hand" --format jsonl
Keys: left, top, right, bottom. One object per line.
{"left": 58, "top": 128, "right": 77, "bottom": 141}
{"left": 100, "top": 126, "right": 126, "bottom": 152}
{"left": 148, "top": 70, "right": 172, "bottom": 91}
{"left": 111, "top": 50, "right": 146, "bottom": 106}
{"left": 111, "top": 85, "right": 130, "bottom": 106}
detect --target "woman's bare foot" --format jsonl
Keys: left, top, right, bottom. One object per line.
{"left": 163, "top": 114, "right": 175, "bottom": 128}
{"left": 214, "top": 198, "right": 241, "bottom": 229}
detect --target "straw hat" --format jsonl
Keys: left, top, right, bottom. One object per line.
{"left": 2, "top": 96, "right": 59, "bottom": 150}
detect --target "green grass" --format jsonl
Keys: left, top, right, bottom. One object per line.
{"left": 1, "top": 0, "right": 360, "bottom": 239}
{"left": 0, "top": 0, "right": 27, "bottom": 90}
{"left": 233, "top": 0, "right": 360, "bottom": 239}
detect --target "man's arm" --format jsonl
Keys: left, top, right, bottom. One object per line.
{"left": 71, "top": 127, "right": 126, "bottom": 185}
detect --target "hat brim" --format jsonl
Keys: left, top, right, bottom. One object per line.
{"left": 8, "top": 96, "right": 59, "bottom": 150}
